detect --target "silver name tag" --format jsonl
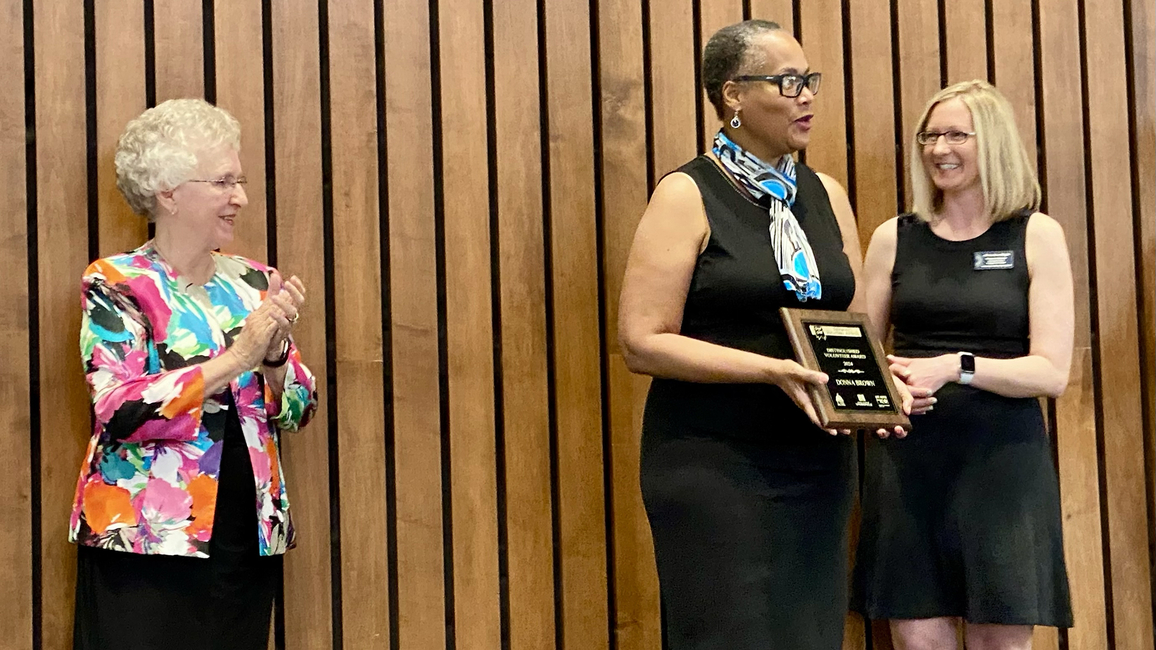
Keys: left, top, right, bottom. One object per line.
{"left": 973, "top": 250, "right": 1014, "bottom": 270}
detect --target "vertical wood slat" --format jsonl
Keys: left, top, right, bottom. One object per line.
{"left": 544, "top": 1, "right": 611, "bottom": 647}
{"left": 842, "top": 5, "right": 899, "bottom": 646}
{"left": 271, "top": 1, "right": 333, "bottom": 647}
{"left": 895, "top": 0, "right": 940, "bottom": 208}
{"left": 1084, "top": 1, "right": 1155, "bottom": 647}
{"left": 1131, "top": 0, "right": 1156, "bottom": 628}
{"left": 942, "top": 0, "right": 986, "bottom": 83}
{"left": 492, "top": 1, "right": 556, "bottom": 648}
{"left": 598, "top": 0, "right": 662, "bottom": 647}
{"left": 436, "top": 0, "right": 502, "bottom": 648}
{"left": 847, "top": 0, "right": 898, "bottom": 237}
{"left": 1039, "top": 1, "right": 1110, "bottom": 648}
{"left": 647, "top": 0, "right": 696, "bottom": 180}
{"left": 214, "top": 0, "right": 267, "bottom": 260}
{"left": 383, "top": 0, "right": 446, "bottom": 646}
{"left": 798, "top": 0, "right": 849, "bottom": 187}
{"left": 697, "top": 0, "right": 744, "bottom": 153}
{"left": 94, "top": 0, "right": 146, "bottom": 257}
{"left": 152, "top": 0, "right": 203, "bottom": 101}
{"left": 989, "top": 0, "right": 1037, "bottom": 168}
{"left": 327, "top": 0, "right": 391, "bottom": 646}
{"left": 749, "top": 0, "right": 794, "bottom": 33}
{"left": 36, "top": 0, "right": 91, "bottom": 647}
{"left": 0, "top": 0, "right": 32, "bottom": 646}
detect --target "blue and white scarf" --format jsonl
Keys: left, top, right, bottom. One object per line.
{"left": 712, "top": 130, "right": 822, "bottom": 301}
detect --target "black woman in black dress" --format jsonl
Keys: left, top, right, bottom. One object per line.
{"left": 853, "top": 80, "right": 1074, "bottom": 649}
{"left": 617, "top": 20, "right": 912, "bottom": 650}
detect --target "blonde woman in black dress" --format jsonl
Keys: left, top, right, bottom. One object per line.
{"left": 853, "top": 80, "right": 1074, "bottom": 649}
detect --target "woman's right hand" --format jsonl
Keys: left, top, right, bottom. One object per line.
{"left": 765, "top": 359, "right": 836, "bottom": 434}
{"left": 229, "top": 298, "right": 293, "bottom": 370}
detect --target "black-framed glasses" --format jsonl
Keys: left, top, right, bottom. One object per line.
{"left": 731, "top": 72, "right": 822, "bottom": 98}
{"left": 188, "top": 176, "right": 248, "bottom": 191}
{"left": 916, "top": 129, "right": 975, "bottom": 145}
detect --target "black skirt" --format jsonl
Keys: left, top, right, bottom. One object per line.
{"left": 73, "top": 400, "right": 282, "bottom": 650}
{"left": 641, "top": 383, "right": 858, "bottom": 650}
{"left": 853, "top": 383, "right": 1073, "bottom": 626}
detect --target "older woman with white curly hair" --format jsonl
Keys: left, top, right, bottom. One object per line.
{"left": 70, "top": 98, "right": 317, "bottom": 649}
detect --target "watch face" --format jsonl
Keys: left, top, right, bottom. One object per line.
{"left": 961, "top": 353, "right": 975, "bottom": 373}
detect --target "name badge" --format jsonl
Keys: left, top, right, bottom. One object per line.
{"left": 973, "top": 250, "right": 1014, "bottom": 270}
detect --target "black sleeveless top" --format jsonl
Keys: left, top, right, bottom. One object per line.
{"left": 644, "top": 156, "right": 856, "bottom": 440}
{"left": 891, "top": 213, "right": 1031, "bottom": 359}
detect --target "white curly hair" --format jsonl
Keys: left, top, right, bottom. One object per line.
{"left": 115, "top": 98, "right": 241, "bottom": 219}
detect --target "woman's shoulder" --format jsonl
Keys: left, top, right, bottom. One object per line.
{"left": 82, "top": 244, "right": 159, "bottom": 285}
{"left": 1023, "top": 211, "right": 1067, "bottom": 253}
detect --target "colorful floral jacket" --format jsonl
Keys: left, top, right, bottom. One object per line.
{"left": 69, "top": 242, "right": 318, "bottom": 557}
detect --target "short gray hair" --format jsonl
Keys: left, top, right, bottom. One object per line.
{"left": 115, "top": 98, "right": 241, "bottom": 219}
{"left": 702, "top": 19, "right": 783, "bottom": 120}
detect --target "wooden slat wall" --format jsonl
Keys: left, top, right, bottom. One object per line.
{"left": 1, "top": 2, "right": 1152, "bottom": 649}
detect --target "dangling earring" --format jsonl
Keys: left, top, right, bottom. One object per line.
{"left": 730, "top": 109, "right": 742, "bottom": 129}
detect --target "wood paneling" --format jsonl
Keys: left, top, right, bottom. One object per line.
{"left": 383, "top": 0, "right": 445, "bottom": 647}
{"left": 598, "top": 0, "right": 661, "bottom": 648}
{"left": 895, "top": 0, "right": 940, "bottom": 206}
{"left": 943, "top": 0, "right": 987, "bottom": 83}
{"left": 749, "top": 0, "right": 794, "bottom": 34}
{"left": 3, "top": 3, "right": 1154, "bottom": 649}
{"left": 0, "top": 0, "right": 31, "bottom": 647}
{"left": 327, "top": 0, "right": 390, "bottom": 646}
{"left": 648, "top": 0, "right": 696, "bottom": 180}
{"left": 798, "top": 0, "right": 848, "bottom": 186}
{"left": 35, "top": 0, "right": 91, "bottom": 647}
{"left": 847, "top": 0, "right": 898, "bottom": 236}
{"left": 990, "top": 0, "right": 1038, "bottom": 167}
{"left": 152, "top": 0, "right": 202, "bottom": 101}
{"left": 1084, "top": 0, "right": 1154, "bottom": 647}
{"left": 1130, "top": 0, "right": 1156, "bottom": 636}
{"left": 271, "top": 1, "right": 333, "bottom": 646}
{"left": 492, "top": 1, "right": 555, "bottom": 648}
{"left": 95, "top": 0, "right": 147, "bottom": 256}
{"left": 437, "top": 1, "right": 501, "bottom": 648}
{"left": 543, "top": 1, "right": 610, "bottom": 648}
{"left": 214, "top": 0, "right": 267, "bottom": 260}
{"left": 1039, "top": 1, "right": 1110, "bottom": 649}
{"left": 697, "top": 0, "right": 743, "bottom": 153}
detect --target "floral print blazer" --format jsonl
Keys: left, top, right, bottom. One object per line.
{"left": 69, "top": 242, "right": 318, "bottom": 558}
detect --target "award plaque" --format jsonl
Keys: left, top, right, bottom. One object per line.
{"left": 780, "top": 308, "right": 910, "bottom": 430}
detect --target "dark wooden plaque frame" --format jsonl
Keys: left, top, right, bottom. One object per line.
{"left": 780, "top": 307, "right": 910, "bottom": 430}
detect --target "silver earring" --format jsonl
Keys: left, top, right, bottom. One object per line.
{"left": 730, "top": 110, "right": 742, "bottom": 129}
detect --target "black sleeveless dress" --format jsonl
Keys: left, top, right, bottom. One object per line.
{"left": 852, "top": 214, "right": 1073, "bottom": 627}
{"left": 640, "top": 156, "right": 858, "bottom": 650}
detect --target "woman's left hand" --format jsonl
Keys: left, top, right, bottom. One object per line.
{"left": 887, "top": 354, "right": 957, "bottom": 395}
{"left": 264, "top": 270, "right": 306, "bottom": 360}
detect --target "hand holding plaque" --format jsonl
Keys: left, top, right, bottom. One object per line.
{"left": 780, "top": 308, "right": 910, "bottom": 431}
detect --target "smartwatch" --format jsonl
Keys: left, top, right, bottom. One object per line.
{"left": 958, "top": 351, "right": 975, "bottom": 385}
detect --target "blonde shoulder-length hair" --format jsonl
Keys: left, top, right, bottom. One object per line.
{"left": 910, "top": 80, "right": 1040, "bottom": 222}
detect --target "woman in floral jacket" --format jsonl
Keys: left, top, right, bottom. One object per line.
{"left": 71, "top": 98, "right": 317, "bottom": 650}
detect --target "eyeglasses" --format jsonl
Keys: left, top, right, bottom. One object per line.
{"left": 916, "top": 130, "right": 975, "bottom": 145}
{"left": 731, "top": 72, "right": 822, "bottom": 98}
{"left": 188, "top": 176, "right": 249, "bottom": 191}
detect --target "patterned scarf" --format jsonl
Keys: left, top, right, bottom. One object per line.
{"left": 712, "top": 130, "right": 822, "bottom": 301}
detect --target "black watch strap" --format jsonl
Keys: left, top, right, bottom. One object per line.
{"left": 262, "top": 339, "right": 291, "bottom": 368}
